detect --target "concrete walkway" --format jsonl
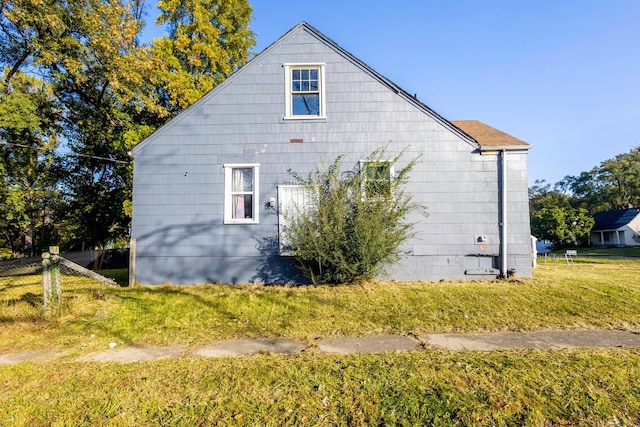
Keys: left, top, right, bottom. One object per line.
{"left": 1, "top": 330, "right": 639, "bottom": 365}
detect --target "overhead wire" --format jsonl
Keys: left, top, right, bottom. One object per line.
{"left": 3, "top": 142, "right": 129, "bottom": 164}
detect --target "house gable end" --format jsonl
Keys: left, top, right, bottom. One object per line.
{"left": 132, "top": 22, "right": 479, "bottom": 155}
{"left": 629, "top": 211, "right": 640, "bottom": 233}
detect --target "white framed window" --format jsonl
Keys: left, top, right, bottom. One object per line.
{"left": 284, "top": 63, "right": 326, "bottom": 119}
{"left": 360, "top": 161, "right": 393, "bottom": 200}
{"left": 224, "top": 164, "right": 259, "bottom": 224}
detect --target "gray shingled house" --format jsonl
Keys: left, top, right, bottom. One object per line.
{"left": 130, "top": 22, "right": 532, "bottom": 285}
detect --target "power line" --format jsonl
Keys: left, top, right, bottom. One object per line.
{"left": 3, "top": 142, "right": 129, "bottom": 164}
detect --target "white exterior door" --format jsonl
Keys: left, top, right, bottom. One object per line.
{"left": 277, "top": 185, "right": 314, "bottom": 255}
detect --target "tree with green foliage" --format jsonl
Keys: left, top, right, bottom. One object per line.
{"left": 0, "top": 69, "right": 60, "bottom": 254}
{"left": 530, "top": 206, "right": 594, "bottom": 248}
{"left": 528, "top": 179, "right": 572, "bottom": 213}
{"left": 557, "top": 147, "right": 640, "bottom": 214}
{"left": 1, "top": 0, "right": 154, "bottom": 249}
{"left": 284, "top": 148, "right": 427, "bottom": 285}
{"left": 0, "top": 0, "right": 255, "bottom": 252}
{"left": 151, "top": 0, "right": 255, "bottom": 113}
{"left": 528, "top": 179, "right": 585, "bottom": 247}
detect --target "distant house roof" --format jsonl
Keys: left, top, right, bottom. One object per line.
{"left": 592, "top": 208, "right": 640, "bottom": 231}
{"left": 451, "top": 120, "right": 531, "bottom": 151}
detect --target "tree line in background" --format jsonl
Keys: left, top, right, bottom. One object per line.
{"left": 0, "top": 0, "right": 254, "bottom": 256}
{"left": 530, "top": 146, "right": 640, "bottom": 248}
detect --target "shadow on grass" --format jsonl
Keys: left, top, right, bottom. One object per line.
{"left": 0, "top": 290, "right": 47, "bottom": 325}
{"left": 95, "top": 269, "right": 129, "bottom": 287}
{"left": 0, "top": 283, "right": 39, "bottom": 294}
{"left": 54, "top": 283, "right": 265, "bottom": 346}
{"left": 59, "top": 279, "right": 349, "bottom": 344}
{"left": 3, "top": 292, "right": 42, "bottom": 308}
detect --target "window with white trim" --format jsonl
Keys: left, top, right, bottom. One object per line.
{"left": 284, "top": 64, "right": 325, "bottom": 119}
{"left": 360, "top": 161, "right": 393, "bottom": 199}
{"left": 224, "top": 164, "right": 259, "bottom": 224}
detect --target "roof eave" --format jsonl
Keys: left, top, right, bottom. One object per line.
{"left": 479, "top": 144, "right": 532, "bottom": 153}
{"left": 591, "top": 227, "right": 624, "bottom": 232}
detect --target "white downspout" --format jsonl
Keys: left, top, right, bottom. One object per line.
{"left": 500, "top": 149, "right": 508, "bottom": 278}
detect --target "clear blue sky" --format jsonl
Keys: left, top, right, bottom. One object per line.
{"left": 147, "top": 1, "right": 640, "bottom": 186}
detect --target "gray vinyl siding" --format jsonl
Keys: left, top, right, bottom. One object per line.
{"left": 131, "top": 25, "right": 532, "bottom": 285}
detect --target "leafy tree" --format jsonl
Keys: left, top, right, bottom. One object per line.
{"left": 530, "top": 206, "right": 594, "bottom": 248}
{"left": 528, "top": 179, "right": 583, "bottom": 246}
{"left": 557, "top": 147, "right": 640, "bottom": 214}
{"left": 284, "top": 148, "right": 427, "bottom": 285}
{"left": 528, "top": 179, "right": 572, "bottom": 212}
{"left": 151, "top": 0, "right": 255, "bottom": 113}
{"left": 0, "top": 70, "right": 60, "bottom": 254}
{"left": 598, "top": 147, "right": 640, "bottom": 209}
{"left": 0, "top": 0, "right": 151, "bottom": 250}
{"left": 0, "top": 0, "right": 255, "bottom": 251}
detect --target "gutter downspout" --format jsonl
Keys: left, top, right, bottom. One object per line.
{"left": 500, "top": 149, "right": 508, "bottom": 278}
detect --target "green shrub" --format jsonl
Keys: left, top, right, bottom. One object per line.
{"left": 0, "top": 248, "right": 11, "bottom": 260}
{"left": 285, "top": 147, "right": 426, "bottom": 284}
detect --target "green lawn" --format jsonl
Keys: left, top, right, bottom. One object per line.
{"left": 1, "top": 261, "right": 640, "bottom": 425}
{"left": 2, "top": 349, "right": 640, "bottom": 426}
{"left": 2, "top": 261, "right": 639, "bottom": 353}
{"left": 548, "top": 246, "right": 640, "bottom": 257}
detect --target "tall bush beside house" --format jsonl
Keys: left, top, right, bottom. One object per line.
{"left": 285, "top": 148, "right": 426, "bottom": 284}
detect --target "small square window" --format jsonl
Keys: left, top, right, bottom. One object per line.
{"left": 361, "top": 161, "right": 393, "bottom": 199}
{"left": 284, "top": 64, "right": 325, "bottom": 119}
{"left": 224, "top": 164, "right": 259, "bottom": 224}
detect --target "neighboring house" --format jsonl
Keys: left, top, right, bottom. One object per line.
{"left": 130, "top": 22, "right": 532, "bottom": 285}
{"left": 590, "top": 208, "right": 640, "bottom": 247}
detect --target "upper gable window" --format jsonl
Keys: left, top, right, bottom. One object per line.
{"left": 284, "top": 64, "right": 326, "bottom": 119}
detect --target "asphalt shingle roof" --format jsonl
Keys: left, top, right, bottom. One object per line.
{"left": 451, "top": 120, "right": 530, "bottom": 149}
{"left": 592, "top": 208, "right": 640, "bottom": 231}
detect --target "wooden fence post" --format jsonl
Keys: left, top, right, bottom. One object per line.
{"left": 50, "top": 246, "right": 61, "bottom": 301}
{"left": 42, "top": 252, "right": 51, "bottom": 309}
{"left": 128, "top": 238, "right": 136, "bottom": 287}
